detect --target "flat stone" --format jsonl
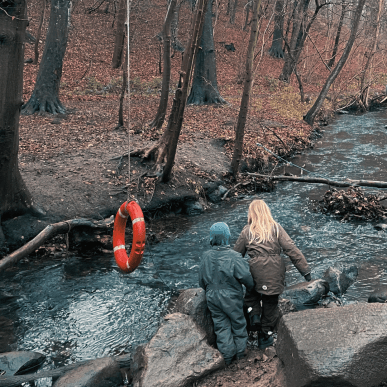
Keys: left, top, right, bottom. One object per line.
{"left": 172, "top": 288, "right": 215, "bottom": 345}
{"left": 322, "top": 265, "right": 358, "bottom": 296}
{"left": 368, "top": 286, "right": 387, "bottom": 303}
{"left": 281, "top": 279, "right": 329, "bottom": 307}
{"left": 0, "top": 351, "right": 45, "bottom": 376}
{"left": 131, "top": 313, "right": 224, "bottom": 387}
{"left": 277, "top": 303, "right": 387, "bottom": 387}
{"left": 53, "top": 357, "right": 122, "bottom": 387}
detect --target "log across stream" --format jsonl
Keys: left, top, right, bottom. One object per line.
{"left": 1, "top": 110, "right": 387, "bottom": 386}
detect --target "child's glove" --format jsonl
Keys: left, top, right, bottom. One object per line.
{"left": 304, "top": 273, "right": 312, "bottom": 282}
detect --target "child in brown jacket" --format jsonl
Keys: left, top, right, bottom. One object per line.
{"left": 234, "top": 199, "right": 311, "bottom": 349}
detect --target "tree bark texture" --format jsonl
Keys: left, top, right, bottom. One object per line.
{"left": 187, "top": 0, "right": 225, "bottom": 105}
{"left": 304, "top": 0, "right": 367, "bottom": 126}
{"left": 33, "top": 0, "right": 47, "bottom": 64}
{"left": 111, "top": 0, "right": 126, "bottom": 68}
{"left": 161, "top": 0, "right": 209, "bottom": 182}
{"left": 359, "top": 0, "right": 383, "bottom": 109}
{"left": 22, "top": 0, "right": 71, "bottom": 115}
{"left": 268, "top": 0, "right": 284, "bottom": 59}
{"left": 231, "top": 0, "right": 261, "bottom": 178}
{"left": 149, "top": 0, "right": 177, "bottom": 130}
{"left": 0, "top": 0, "right": 34, "bottom": 239}
{"left": 327, "top": 0, "right": 346, "bottom": 69}
{"left": 279, "top": 0, "right": 310, "bottom": 82}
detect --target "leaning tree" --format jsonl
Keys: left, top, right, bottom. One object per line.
{"left": 22, "top": 0, "right": 71, "bottom": 115}
{"left": 187, "top": 0, "right": 225, "bottom": 105}
{"left": 0, "top": 0, "right": 38, "bottom": 248}
{"left": 304, "top": 0, "right": 367, "bottom": 125}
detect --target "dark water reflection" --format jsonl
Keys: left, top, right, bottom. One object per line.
{"left": 1, "top": 110, "right": 387, "bottom": 383}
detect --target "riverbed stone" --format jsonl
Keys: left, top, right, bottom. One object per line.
{"left": 0, "top": 351, "right": 45, "bottom": 376}
{"left": 131, "top": 312, "right": 224, "bottom": 387}
{"left": 172, "top": 288, "right": 215, "bottom": 345}
{"left": 368, "top": 285, "right": 387, "bottom": 303}
{"left": 277, "top": 303, "right": 387, "bottom": 387}
{"left": 53, "top": 357, "right": 122, "bottom": 387}
{"left": 281, "top": 279, "right": 329, "bottom": 307}
{"left": 322, "top": 265, "right": 358, "bottom": 296}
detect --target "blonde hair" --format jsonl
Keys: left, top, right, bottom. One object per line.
{"left": 248, "top": 199, "right": 278, "bottom": 244}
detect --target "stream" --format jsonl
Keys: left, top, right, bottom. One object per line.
{"left": 1, "top": 110, "right": 387, "bottom": 384}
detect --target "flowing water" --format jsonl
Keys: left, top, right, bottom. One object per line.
{"left": 1, "top": 110, "right": 387, "bottom": 384}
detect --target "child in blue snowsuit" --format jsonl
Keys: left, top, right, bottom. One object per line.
{"left": 198, "top": 222, "right": 255, "bottom": 365}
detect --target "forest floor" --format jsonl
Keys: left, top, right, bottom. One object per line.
{"left": 4, "top": 0, "right": 387, "bottom": 384}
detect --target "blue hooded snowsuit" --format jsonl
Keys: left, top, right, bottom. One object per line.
{"left": 198, "top": 223, "right": 255, "bottom": 364}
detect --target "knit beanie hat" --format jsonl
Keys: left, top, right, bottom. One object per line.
{"left": 210, "top": 222, "right": 231, "bottom": 246}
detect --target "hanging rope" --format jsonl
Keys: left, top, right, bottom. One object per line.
{"left": 126, "top": 0, "right": 131, "bottom": 202}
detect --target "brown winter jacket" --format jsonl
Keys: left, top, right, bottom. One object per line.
{"left": 233, "top": 224, "right": 310, "bottom": 295}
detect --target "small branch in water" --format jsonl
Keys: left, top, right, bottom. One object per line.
{"left": 247, "top": 173, "right": 387, "bottom": 189}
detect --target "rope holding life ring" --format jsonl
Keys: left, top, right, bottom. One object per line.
{"left": 113, "top": 201, "right": 146, "bottom": 273}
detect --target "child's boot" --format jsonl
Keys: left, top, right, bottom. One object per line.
{"left": 258, "top": 331, "right": 274, "bottom": 350}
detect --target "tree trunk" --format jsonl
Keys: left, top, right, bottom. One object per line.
{"left": 0, "top": 0, "right": 34, "bottom": 248}
{"left": 268, "top": 0, "right": 284, "bottom": 59}
{"left": 279, "top": 0, "right": 310, "bottom": 82}
{"left": 231, "top": 0, "right": 261, "bottom": 178}
{"left": 304, "top": 0, "right": 367, "bottom": 126}
{"left": 111, "top": 0, "right": 126, "bottom": 68}
{"left": 33, "top": 0, "right": 47, "bottom": 65}
{"left": 229, "top": 0, "right": 238, "bottom": 24}
{"left": 327, "top": 1, "right": 346, "bottom": 69}
{"left": 149, "top": 0, "right": 177, "bottom": 130}
{"left": 21, "top": 0, "right": 71, "bottom": 115}
{"left": 187, "top": 0, "right": 225, "bottom": 105}
{"left": 359, "top": 0, "right": 383, "bottom": 109}
{"left": 161, "top": 0, "right": 209, "bottom": 182}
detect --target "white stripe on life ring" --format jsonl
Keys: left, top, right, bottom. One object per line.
{"left": 113, "top": 245, "right": 126, "bottom": 252}
{"left": 132, "top": 217, "right": 144, "bottom": 225}
{"left": 126, "top": 261, "right": 131, "bottom": 270}
{"left": 119, "top": 208, "right": 129, "bottom": 219}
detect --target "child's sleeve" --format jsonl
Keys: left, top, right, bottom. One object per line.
{"left": 233, "top": 255, "right": 255, "bottom": 292}
{"left": 278, "top": 224, "right": 310, "bottom": 277}
{"left": 233, "top": 230, "right": 247, "bottom": 257}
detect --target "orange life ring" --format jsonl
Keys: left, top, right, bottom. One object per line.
{"left": 113, "top": 201, "right": 146, "bottom": 273}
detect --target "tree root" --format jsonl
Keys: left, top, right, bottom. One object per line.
{"left": 21, "top": 94, "right": 66, "bottom": 116}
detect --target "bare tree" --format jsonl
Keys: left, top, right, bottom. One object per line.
{"left": 33, "top": 0, "right": 47, "bottom": 65}
{"left": 22, "top": 0, "right": 72, "bottom": 115}
{"left": 268, "top": 0, "right": 284, "bottom": 59}
{"left": 304, "top": 0, "right": 367, "bottom": 125}
{"left": 327, "top": 0, "right": 346, "bottom": 69}
{"left": 0, "top": 0, "right": 36, "bottom": 248}
{"left": 187, "top": 0, "right": 225, "bottom": 105}
{"left": 359, "top": 0, "right": 383, "bottom": 109}
{"left": 231, "top": 0, "right": 261, "bottom": 177}
{"left": 112, "top": 0, "right": 126, "bottom": 69}
{"left": 149, "top": 0, "right": 177, "bottom": 130}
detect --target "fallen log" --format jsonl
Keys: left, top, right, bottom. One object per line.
{"left": 247, "top": 173, "right": 387, "bottom": 189}
{"left": 0, "top": 354, "right": 131, "bottom": 387}
{"left": 0, "top": 217, "right": 114, "bottom": 273}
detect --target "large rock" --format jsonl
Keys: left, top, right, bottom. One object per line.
{"left": 277, "top": 303, "right": 387, "bottom": 387}
{"left": 281, "top": 279, "right": 329, "bottom": 307}
{"left": 53, "top": 357, "right": 122, "bottom": 387}
{"left": 131, "top": 313, "right": 224, "bottom": 387}
{"left": 0, "top": 351, "right": 45, "bottom": 376}
{"left": 368, "top": 286, "right": 387, "bottom": 303}
{"left": 322, "top": 265, "right": 358, "bottom": 296}
{"left": 172, "top": 288, "right": 215, "bottom": 345}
